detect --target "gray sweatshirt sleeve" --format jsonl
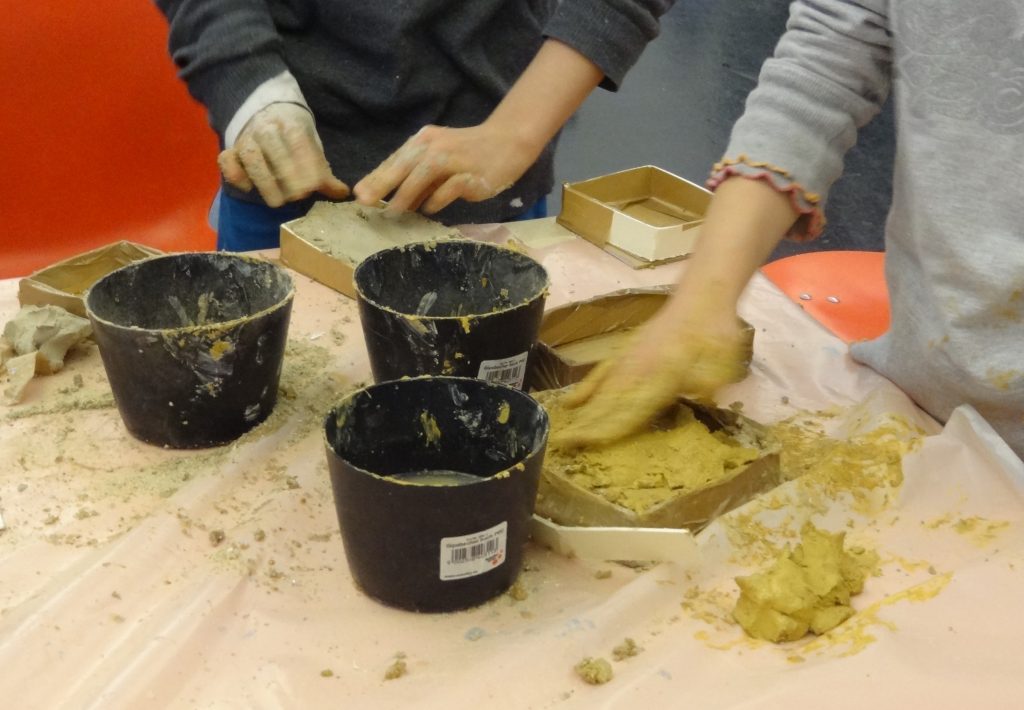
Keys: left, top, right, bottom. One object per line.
{"left": 155, "top": 0, "right": 290, "bottom": 137}
{"left": 710, "top": 0, "right": 893, "bottom": 238}
{"left": 543, "top": 0, "right": 674, "bottom": 90}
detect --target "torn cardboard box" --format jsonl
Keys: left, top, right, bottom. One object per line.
{"left": 557, "top": 165, "right": 710, "bottom": 267}
{"left": 280, "top": 201, "right": 462, "bottom": 299}
{"left": 18, "top": 241, "right": 163, "bottom": 317}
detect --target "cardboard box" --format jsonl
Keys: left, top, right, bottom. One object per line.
{"left": 527, "top": 288, "right": 671, "bottom": 391}
{"left": 533, "top": 396, "right": 782, "bottom": 532}
{"left": 280, "top": 201, "right": 460, "bottom": 299}
{"left": 557, "top": 166, "right": 711, "bottom": 266}
{"left": 18, "top": 241, "right": 163, "bottom": 317}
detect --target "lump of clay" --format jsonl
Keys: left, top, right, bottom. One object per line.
{"left": 732, "top": 523, "right": 878, "bottom": 643}
{"left": 574, "top": 657, "right": 613, "bottom": 685}
{"left": 3, "top": 305, "right": 92, "bottom": 375}
{"left": 1, "top": 305, "right": 92, "bottom": 403}
{"left": 2, "top": 352, "right": 37, "bottom": 404}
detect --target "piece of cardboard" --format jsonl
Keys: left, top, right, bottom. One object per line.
{"left": 529, "top": 515, "right": 700, "bottom": 564}
{"left": 17, "top": 241, "right": 164, "bottom": 317}
{"left": 527, "top": 288, "right": 671, "bottom": 391}
{"left": 557, "top": 165, "right": 711, "bottom": 266}
{"left": 533, "top": 397, "right": 782, "bottom": 532}
{"left": 279, "top": 201, "right": 461, "bottom": 299}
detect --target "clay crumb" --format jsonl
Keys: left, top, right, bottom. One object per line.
{"left": 320, "top": 669, "right": 334, "bottom": 678}
{"left": 574, "top": 657, "right": 613, "bottom": 685}
{"left": 594, "top": 569, "right": 612, "bottom": 580}
{"left": 384, "top": 653, "right": 408, "bottom": 680}
{"left": 111, "top": 591, "right": 121, "bottom": 600}
{"left": 612, "top": 638, "right": 641, "bottom": 661}
{"left": 209, "top": 530, "right": 226, "bottom": 546}
{"left": 507, "top": 579, "right": 529, "bottom": 602}
{"left": 254, "top": 529, "right": 266, "bottom": 542}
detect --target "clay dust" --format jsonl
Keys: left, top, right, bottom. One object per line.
{"left": 0, "top": 337, "right": 353, "bottom": 572}
{"left": 675, "top": 407, "right": 969, "bottom": 658}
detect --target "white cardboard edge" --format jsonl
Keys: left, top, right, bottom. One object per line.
{"left": 607, "top": 210, "right": 702, "bottom": 262}
{"left": 530, "top": 515, "right": 700, "bottom": 565}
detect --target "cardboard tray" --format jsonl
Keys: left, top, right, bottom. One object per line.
{"left": 18, "top": 241, "right": 164, "bottom": 317}
{"left": 533, "top": 397, "right": 782, "bottom": 532}
{"left": 279, "top": 201, "right": 460, "bottom": 299}
{"left": 557, "top": 165, "right": 711, "bottom": 267}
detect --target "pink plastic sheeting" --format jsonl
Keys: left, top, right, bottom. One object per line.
{"left": 1, "top": 222, "right": 1022, "bottom": 709}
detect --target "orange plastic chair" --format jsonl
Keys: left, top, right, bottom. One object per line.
{"left": 760, "top": 250, "right": 890, "bottom": 343}
{"left": 0, "top": 2, "right": 219, "bottom": 280}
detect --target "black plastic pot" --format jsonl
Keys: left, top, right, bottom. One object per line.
{"left": 85, "top": 252, "right": 294, "bottom": 448}
{"left": 353, "top": 240, "right": 548, "bottom": 389}
{"left": 324, "top": 376, "right": 549, "bottom": 612}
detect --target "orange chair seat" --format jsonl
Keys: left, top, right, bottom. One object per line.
{"left": 0, "top": 2, "right": 218, "bottom": 280}
{"left": 760, "top": 250, "right": 890, "bottom": 343}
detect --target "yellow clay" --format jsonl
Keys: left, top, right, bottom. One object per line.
{"left": 732, "top": 523, "right": 877, "bottom": 643}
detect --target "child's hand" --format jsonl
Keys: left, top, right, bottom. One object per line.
{"left": 218, "top": 103, "right": 349, "bottom": 208}
{"left": 352, "top": 121, "right": 542, "bottom": 215}
{"left": 550, "top": 311, "right": 752, "bottom": 450}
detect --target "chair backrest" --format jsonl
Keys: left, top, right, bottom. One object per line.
{"left": 0, "top": 1, "right": 219, "bottom": 279}
{"left": 761, "top": 250, "right": 890, "bottom": 343}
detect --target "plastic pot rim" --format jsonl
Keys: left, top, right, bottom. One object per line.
{"left": 323, "top": 374, "right": 550, "bottom": 484}
{"left": 352, "top": 239, "right": 550, "bottom": 321}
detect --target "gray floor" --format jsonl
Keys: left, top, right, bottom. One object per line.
{"left": 551, "top": 0, "right": 894, "bottom": 259}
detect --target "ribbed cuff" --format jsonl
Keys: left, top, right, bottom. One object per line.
{"left": 187, "top": 51, "right": 292, "bottom": 137}
{"left": 223, "top": 71, "right": 310, "bottom": 148}
{"left": 707, "top": 154, "right": 826, "bottom": 241}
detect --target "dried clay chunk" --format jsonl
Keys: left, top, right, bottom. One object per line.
{"left": 574, "top": 657, "right": 613, "bottom": 685}
{"left": 384, "top": 653, "right": 408, "bottom": 681}
{"left": 3, "top": 305, "right": 92, "bottom": 374}
{"left": 612, "top": 638, "right": 641, "bottom": 661}
{"left": 732, "top": 523, "right": 878, "bottom": 643}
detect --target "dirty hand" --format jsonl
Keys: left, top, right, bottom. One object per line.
{"left": 217, "top": 102, "right": 349, "bottom": 208}
{"left": 550, "top": 311, "right": 752, "bottom": 450}
{"left": 352, "top": 122, "right": 541, "bottom": 215}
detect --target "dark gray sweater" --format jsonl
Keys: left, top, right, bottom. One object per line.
{"left": 156, "top": 0, "right": 672, "bottom": 223}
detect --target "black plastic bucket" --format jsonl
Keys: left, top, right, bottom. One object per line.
{"left": 353, "top": 240, "right": 548, "bottom": 389}
{"left": 324, "top": 376, "right": 549, "bottom": 612}
{"left": 85, "top": 252, "right": 294, "bottom": 448}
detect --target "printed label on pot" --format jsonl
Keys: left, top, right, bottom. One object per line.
{"left": 478, "top": 352, "right": 528, "bottom": 388}
{"left": 439, "top": 521, "right": 508, "bottom": 581}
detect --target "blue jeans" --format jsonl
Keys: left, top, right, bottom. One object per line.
{"left": 213, "top": 191, "right": 549, "bottom": 252}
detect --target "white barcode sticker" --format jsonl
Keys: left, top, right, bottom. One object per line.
{"left": 439, "top": 521, "right": 508, "bottom": 580}
{"left": 477, "top": 352, "right": 528, "bottom": 388}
